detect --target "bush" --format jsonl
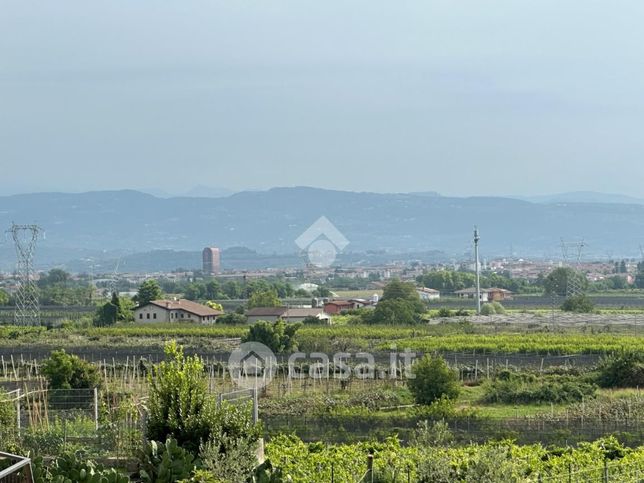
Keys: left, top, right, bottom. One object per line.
{"left": 242, "top": 320, "right": 301, "bottom": 353}
{"left": 480, "top": 304, "right": 495, "bottom": 316}
{"left": 216, "top": 313, "right": 247, "bottom": 325}
{"left": 561, "top": 294, "right": 594, "bottom": 313}
{"left": 480, "top": 302, "right": 505, "bottom": 316}
{"left": 436, "top": 308, "right": 453, "bottom": 318}
{"left": 41, "top": 349, "right": 101, "bottom": 390}
{"left": 147, "top": 342, "right": 211, "bottom": 452}
{"left": 596, "top": 352, "right": 644, "bottom": 388}
{"left": 0, "top": 389, "right": 16, "bottom": 444}
{"left": 481, "top": 371, "right": 596, "bottom": 404}
{"left": 147, "top": 342, "right": 262, "bottom": 455}
{"left": 407, "top": 356, "right": 460, "bottom": 405}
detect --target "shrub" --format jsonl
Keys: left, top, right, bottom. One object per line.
{"left": 217, "top": 313, "right": 247, "bottom": 325}
{"left": 147, "top": 342, "right": 262, "bottom": 455}
{"left": 407, "top": 356, "right": 460, "bottom": 405}
{"left": 437, "top": 308, "right": 453, "bottom": 318}
{"left": 242, "top": 320, "right": 301, "bottom": 353}
{"left": 0, "top": 389, "right": 16, "bottom": 444}
{"left": 480, "top": 304, "right": 495, "bottom": 316}
{"left": 481, "top": 371, "right": 596, "bottom": 404}
{"left": 596, "top": 352, "right": 644, "bottom": 388}
{"left": 561, "top": 294, "right": 595, "bottom": 313}
{"left": 147, "top": 342, "right": 211, "bottom": 452}
{"left": 41, "top": 349, "right": 101, "bottom": 390}
{"left": 491, "top": 301, "right": 505, "bottom": 314}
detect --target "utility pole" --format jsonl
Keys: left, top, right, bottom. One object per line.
{"left": 474, "top": 227, "right": 481, "bottom": 315}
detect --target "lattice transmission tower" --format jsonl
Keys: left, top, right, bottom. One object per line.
{"left": 7, "top": 223, "right": 43, "bottom": 325}
{"left": 560, "top": 238, "right": 585, "bottom": 297}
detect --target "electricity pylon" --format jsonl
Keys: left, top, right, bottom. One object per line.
{"left": 560, "top": 238, "right": 585, "bottom": 297}
{"left": 7, "top": 224, "right": 42, "bottom": 325}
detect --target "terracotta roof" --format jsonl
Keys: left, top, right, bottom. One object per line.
{"left": 146, "top": 299, "right": 224, "bottom": 317}
{"left": 324, "top": 300, "right": 354, "bottom": 307}
{"left": 246, "top": 307, "right": 288, "bottom": 317}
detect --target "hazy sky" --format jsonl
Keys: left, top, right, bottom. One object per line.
{"left": 2, "top": 1, "right": 644, "bottom": 197}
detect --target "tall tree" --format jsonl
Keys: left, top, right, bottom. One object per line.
{"left": 137, "top": 279, "right": 164, "bottom": 306}
{"left": 247, "top": 289, "right": 281, "bottom": 309}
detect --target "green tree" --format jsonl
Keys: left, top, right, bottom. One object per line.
{"left": 38, "top": 268, "right": 70, "bottom": 287}
{"left": 95, "top": 292, "right": 133, "bottom": 325}
{"left": 596, "top": 351, "right": 644, "bottom": 388}
{"left": 368, "top": 298, "right": 420, "bottom": 324}
{"left": 247, "top": 289, "right": 281, "bottom": 309}
{"left": 41, "top": 349, "right": 101, "bottom": 389}
{"left": 544, "top": 267, "right": 588, "bottom": 296}
{"left": 242, "top": 320, "right": 301, "bottom": 353}
{"left": 408, "top": 355, "right": 460, "bottom": 405}
{"left": 561, "top": 294, "right": 595, "bottom": 313}
{"left": 137, "top": 279, "right": 164, "bottom": 306}
{"left": 368, "top": 279, "right": 425, "bottom": 324}
{"left": 0, "top": 289, "right": 10, "bottom": 306}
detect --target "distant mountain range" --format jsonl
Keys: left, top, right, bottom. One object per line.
{"left": 1, "top": 187, "right": 644, "bottom": 271}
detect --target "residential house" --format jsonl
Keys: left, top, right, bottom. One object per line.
{"left": 416, "top": 287, "right": 440, "bottom": 301}
{"left": 134, "top": 299, "right": 223, "bottom": 323}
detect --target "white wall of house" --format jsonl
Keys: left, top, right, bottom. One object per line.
{"left": 134, "top": 305, "right": 218, "bottom": 323}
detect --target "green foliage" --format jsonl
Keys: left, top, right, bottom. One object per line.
{"left": 247, "top": 289, "right": 282, "bottom": 309}
{"left": 41, "top": 349, "right": 101, "bottom": 389}
{"left": 367, "top": 279, "right": 425, "bottom": 324}
{"left": 367, "top": 298, "right": 422, "bottom": 324}
{"left": 137, "top": 279, "right": 164, "bottom": 306}
{"left": 95, "top": 292, "right": 133, "bottom": 326}
{"left": 147, "top": 342, "right": 210, "bottom": 452}
{"left": 382, "top": 279, "right": 423, "bottom": 306}
{"left": 32, "top": 451, "right": 129, "bottom": 483}
{"left": 596, "top": 351, "right": 644, "bottom": 388}
{"left": 139, "top": 438, "right": 197, "bottom": 483}
{"left": 216, "top": 313, "right": 247, "bottom": 325}
{"left": 205, "top": 301, "right": 224, "bottom": 311}
{"left": 0, "top": 389, "right": 16, "bottom": 444}
{"left": 147, "top": 342, "right": 261, "bottom": 454}
{"left": 561, "top": 294, "right": 595, "bottom": 313}
{"left": 480, "top": 302, "right": 506, "bottom": 316}
{"left": 417, "top": 269, "right": 529, "bottom": 293}
{"left": 198, "top": 433, "right": 258, "bottom": 482}
{"left": 243, "top": 320, "right": 301, "bottom": 353}
{"left": 480, "top": 303, "right": 495, "bottom": 316}
{"left": 407, "top": 356, "right": 460, "bottom": 405}
{"left": 544, "top": 267, "right": 588, "bottom": 296}
{"left": 481, "top": 370, "right": 596, "bottom": 404}
{"left": 410, "top": 419, "right": 454, "bottom": 447}
{"left": 0, "top": 289, "right": 10, "bottom": 305}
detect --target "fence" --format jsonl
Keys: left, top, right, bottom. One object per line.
{"left": 0, "top": 452, "right": 34, "bottom": 483}
{"left": 263, "top": 415, "right": 644, "bottom": 446}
